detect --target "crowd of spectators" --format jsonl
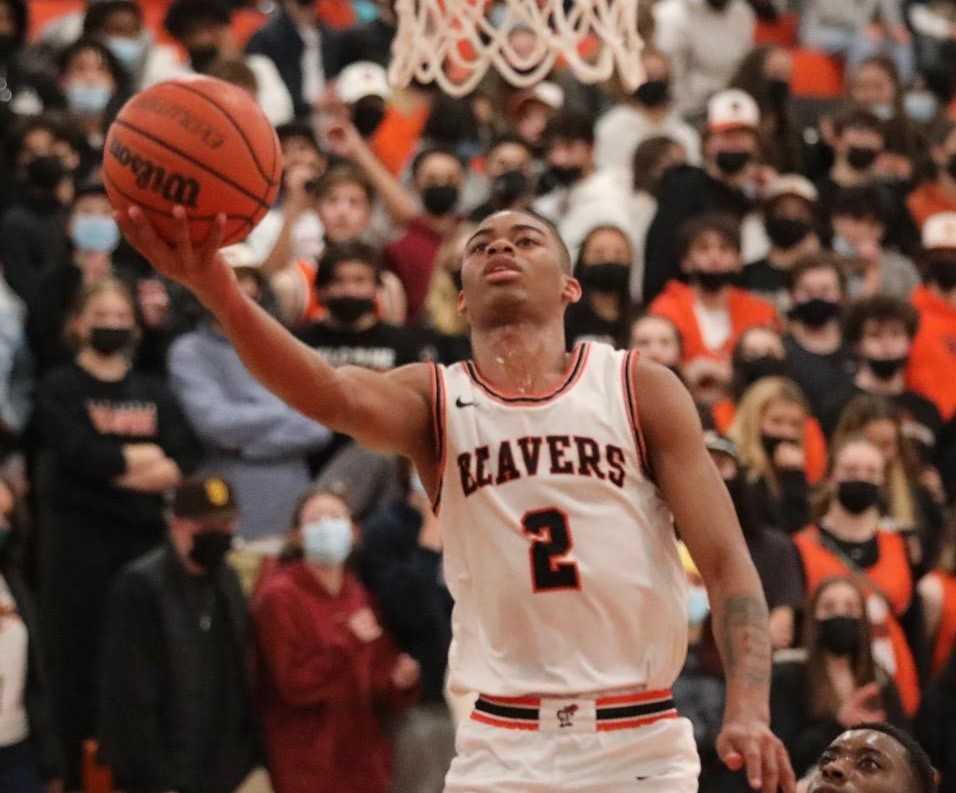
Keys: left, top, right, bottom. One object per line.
{"left": 2, "top": 0, "right": 956, "bottom": 792}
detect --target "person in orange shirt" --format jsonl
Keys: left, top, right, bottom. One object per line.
{"left": 907, "top": 211, "right": 956, "bottom": 422}
{"left": 793, "top": 435, "right": 923, "bottom": 716}
{"left": 906, "top": 120, "right": 956, "bottom": 230}
{"left": 649, "top": 212, "right": 778, "bottom": 364}
{"left": 918, "top": 532, "right": 956, "bottom": 680}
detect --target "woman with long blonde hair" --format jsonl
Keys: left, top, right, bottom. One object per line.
{"left": 727, "top": 377, "right": 812, "bottom": 534}
{"left": 422, "top": 223, "right": 475, "bottom": 362}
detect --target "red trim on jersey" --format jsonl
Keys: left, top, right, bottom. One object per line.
{"left": 464, "top": 343, "right": 590, "bottom": 405}
{"left": 621, "top": 350, "right": 651, "bottom": 478}
{"left": 595, "top": 688, "right": 674, "bottom": 707}
{"left": 470, "top": 712, "right": 539, "bottom": 731}
{"left": 595, "top": 711, "right": 679, "bottom": 732}
{"left": 430, "top": 362, "right": 446, "bottom": 513}
{"left": 480, "top": 694, "right": 542, "bottom": 706}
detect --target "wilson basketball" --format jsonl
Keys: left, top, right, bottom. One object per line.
{"left": 103, "top": 75, "right": 281, "bottom": 246}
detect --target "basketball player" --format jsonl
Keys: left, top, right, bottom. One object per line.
{"left": 118, "top": 204, "right": 796, "bottom": 793}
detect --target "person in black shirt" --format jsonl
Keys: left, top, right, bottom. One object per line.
{"left": 742, "top": 174, "right": 822, "bottom": 308}
{"left": 783, "top": 254, "right": 854, "bottom": 420}
{"left": 565, "top": 224, "right": 633, "bottom": 349}
{"left": 298, "top": 241, "right": 433, "bottom": 370}
{"left": 820, "top": 296, "right": 942, "bottom": 455}
{"left": 98, "top": 475, "right": 259, "bottom": 793}
{"left": 34, "top": 278, "right": 200, "bottom": 786}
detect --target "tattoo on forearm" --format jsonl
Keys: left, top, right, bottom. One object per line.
{"left": 721, "top": 595, "right": 771, "bottom": 686}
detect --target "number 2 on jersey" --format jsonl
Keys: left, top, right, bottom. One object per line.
{"left": 521, "top": 508, "right": 580, "bottom": 592}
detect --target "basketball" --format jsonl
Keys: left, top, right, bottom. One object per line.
{"left": 103, "top": 75, "right": 281, "bottom": 246}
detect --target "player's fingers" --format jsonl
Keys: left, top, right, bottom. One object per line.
{"left": 115, "top": 210, "right": 139, "bottom": 248}
{"left": 172, "top": 205, "right": 194, "bottom": 264}
{"left": 761, "top": 737, "right": 779, "bottom": 793}
{"left": 200, "top": 212, "right": 226, "bottom": 262}
{"left": 128, "top": 206, "right": 164, "bottom": 257}
{"left": 778, "top": 743, "right": 797, "bottom": 793}
{"left": 744, "top": 739, "right": 763, "bottom": 790}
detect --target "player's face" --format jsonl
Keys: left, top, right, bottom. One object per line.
{"left": 318, "top": 183, "right": 371, "bottom": 242}
{"left": 807, "top": 730, "right": 918, "bottom": 793}
{"left": 458, "top": 211, "right": 580, "bottom": 329}
{"left": 630, "top": 317, "right": 681, "bottom": 368}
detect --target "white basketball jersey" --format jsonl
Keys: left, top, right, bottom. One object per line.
{"left": 433, "top": 342, "right": 688, "bottom": 697}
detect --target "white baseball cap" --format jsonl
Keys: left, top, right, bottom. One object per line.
{"left": 923, "top": 212, "right": 956, "bottom": 250}
{"left": 765, "top": 174, "right": 819, "bottom": 204}
{"left": 335, "top": 61, "right": 391, "bottom": 105}
{"left": 707, "top": 89, "right": 760, "bottom": 133}
{"left": 512, "top": 81, "right": 565, "bottom": 113}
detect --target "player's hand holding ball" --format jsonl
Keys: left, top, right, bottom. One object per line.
{"left": 717, "top": 716, "right": 796, "bottom": 793}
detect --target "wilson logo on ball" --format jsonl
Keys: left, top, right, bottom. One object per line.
{"left": 108, "top": 137, "right": 201, "bottom": 208}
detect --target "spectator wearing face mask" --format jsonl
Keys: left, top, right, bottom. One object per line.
{"left": 821, "top": 296, "right": 942, "bottom": 449}
{"left": 794, "top": 436, "right": 923, "bottom": 716}
{"left": 830, "top": 186, "right": 919, "bottom": 300}
{"left": 727, "top": 376, "right": 813, "bottom": 535}
{"left": 34, "top": 278, "right": 200, "bottom": 785}
{"left": 55, "top": 38, "right": 128, "bottom": 152}
{"left": 594, "top": 47, "right": 701, "bottom": 173}
{"left": 81, "top": 0, "right": 171, "bottom": 93}
{"left": 783, "top": 254, "right": 853, "bottom": 420}
{"left": 644, "top": 89, "right": 771, "bottom": 302}
{"left": 384, "top": 147, "right": 465, "bottom": 324}
{"left": 770, "top": 575, "right": 908, "bottom": 778}
{"left": 253, "top": 485, "right": 420, "bottom": 793}
{"left": 468, "top": 136, "right": 535, "bottom": 222}
{"left": 743, "top": 175, "right": 822, "bottom": 308}
{"left": 532, "top": 113, "right": 632, "bottom": 259}
{"left": 629, "top": 314, "right": 684, "bottom": 376}
{"left": 98, "top": 476, "right": 261, "bottom": 793}
{"left": 717, "top": 327, "right": 828, "bottom": 485}
{"left": 815, "top": 108, "right": 886, "bottom": 215}
{"left": 157, "top": 0, "right": 293, "bottom": 126}
{"left": 565, "top": 225, "right": 634, "bottom": 349}
{"left": 169, "top": 246, "right": 332, "bottom": 541}
{"left": 908, "top": 213, "right": 956, "bottom": 424}
{"left": 652, "top": 0, "right": 756, "bottom": 117}
{"left": 907, "top": 121, "right": 956, "bottom": 230}
{"left": 649, "top": 212, "right": 777, "bottom": 364}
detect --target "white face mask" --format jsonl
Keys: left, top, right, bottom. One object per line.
{"left": 687, "top": 585, "right": 710, "bottom": 625}
{"left": 301, "top": 517, "right": 353, "bottom": 565}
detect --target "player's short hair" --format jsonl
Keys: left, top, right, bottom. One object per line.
{"left": 164, "top": 0, "right": 231, "bottom": 39}
{"left": 788, "top": 253, "right": 848, "bottom": 294}
{"left": 843, "top": 295, "right": 919, "bottom": 345}
{"left": 676, "top": 213, "right": 741, "bottom": 261}
{"left": 848, "top": 723, "right": 937, "bottom": 793}
{"left": 315, "top": 241, "right": 382, "bottom": 288}
{"left": 526, "top": 210, "right": 573, "bottom": 274}
{"left": 315, "top": 163, "right": 374, "bottom": 203}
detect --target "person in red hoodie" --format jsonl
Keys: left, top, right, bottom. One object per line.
{"left": 252, "top": 485, "right": 420, "bottom": 793}
{"left": 649, "top": 212, "right": 778, "bottom": 364}
{"left": 907, "top": 211, "right": 956, "bottom": 422}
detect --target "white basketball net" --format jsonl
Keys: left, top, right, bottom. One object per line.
{"left": 388, "top": 0, "right": 644, "bottom": 97}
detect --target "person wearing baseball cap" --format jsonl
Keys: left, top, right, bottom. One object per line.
{"left": 334, "top": 60, "right": 391, "bottom": 139}
{"left": 742, "top": 174, "right": 821, "bottom": 306}
{"left": 906, "top": 212, "right": 956, "bottom": 424}
{"left": 644, "top": 88, "right": 767, "bottom": 303}
{"left": 98, "top": 475, "right": 260, "bottom": 793}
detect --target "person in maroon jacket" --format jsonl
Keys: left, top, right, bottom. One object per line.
{"left": 252, "top": 485, "right": 420, "bottom": 793}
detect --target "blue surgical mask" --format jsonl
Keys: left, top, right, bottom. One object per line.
{"left": 831, "top": 234, "right": 856, "bottom": 258}
{"left": 903, "top": 91, "right": 938, "bottom": 124}
{"left": 869, "top": 103, "right": 894, "bottom": 122}
{"left": 302, "top": 517, "right": 353, "bottom": 565}
{"left": 687, "top": 586, "right": 710, "bottom": 625}
{"left": 71, "top": 215, "right": 120, "bottom": 252}
{"left": 106, "top": 36, "right": 147, "bottom": 71}
{"left": 66, "top": 83, "right": 112, "bottom": 115}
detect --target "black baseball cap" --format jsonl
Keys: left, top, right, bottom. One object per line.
{"left": 172, "top": 476, "right": 237, "bottom": 519}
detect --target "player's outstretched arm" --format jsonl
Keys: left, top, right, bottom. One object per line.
{"left": 633, "top": 359, "right": 796, "bottom": 793}
{"left": 117, "top": 207, "right": 436, "bottom": 472}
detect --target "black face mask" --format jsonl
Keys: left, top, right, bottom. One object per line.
{"left": 761, "top": 432, "right": 794, "bottom": 462}
{"left": 929, "top": 258, "right": 956, "bottom": 291}
{"left": 715, "top": 150, "right": 751, "bottom": 175}
{"left": 635, "top": 79, "right": 670, "bottom": 107}
{"left": 326, "top": 295, "right": 375, "bottom": 324}
{"left": 352, "top": 98, "right": 386, "bottom": 137}
{"left": 579, "top": 262, "right": 630, "bottom": 293}
{"left": 188, "top": 45, "right": 220, "bottom": 74}
{"left": 422, "top": 184, "right": 459, "bottom": 216}
{"left": 767, "top": 78, "right": 790, "bottom": 107}
{"left": 765, "top": 215, "right": 811, "bottom": 249}
{"left": 817, "top": 616, "right": 862, "bottom": 657}
{"left": 491, "top": 169, "right": 530, "bottom": 206}
{"left": 548, "top": 164, "right": 583, "bottom": 187}
{"left": 705, "top": 0, "right": 732, "bottom": 9}
{"left": 740, "top": 356, "right": 788, "bottom": 389}
{"left": 26, "top": 155, "right": 68, "bottom": 191}
{"left": 692, "top": 270, "right": 737, "bottom": 293}
{"left": 836, "top": 479, "right": 881, "bottom": 514}
{"left": 0, "top": 33, "right": 17, "bottom": 60}
{"left": 846, "top": 146, "right": 879, "bottom": 171}
{"left": 788, "top": 298, "right": 841, "bottom": 328}
{"left": 89, "top": 327, "right": 133, "bottom": 355}
{"left": 189, "top": 529, "right": 233, "bottom": 572}
{"left": 865, "top": 355, "right": 907, "bottom": 380}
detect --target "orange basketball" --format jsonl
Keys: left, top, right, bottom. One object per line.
{"left": 103, "top": 75, "right": 281, "bottom": 246}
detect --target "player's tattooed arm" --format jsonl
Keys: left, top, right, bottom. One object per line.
{"left": 719, "top": 594, "right": 772, "bottom": 688}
